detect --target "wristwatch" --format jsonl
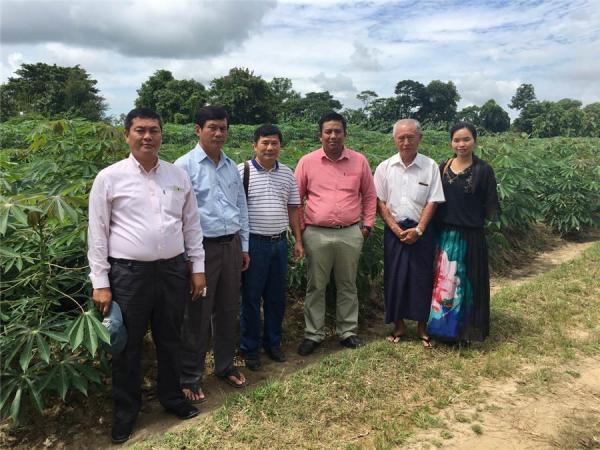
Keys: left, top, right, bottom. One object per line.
{"left": 415, "top": 226, "right": 423, "bottom": 237}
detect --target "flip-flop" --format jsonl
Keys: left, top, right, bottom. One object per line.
{"left": 217, "top": 367, "right": 247, "bottom": 389}
{"left": 181, "top": 383, "right": 207, "bottom": 404}
{"left": 387, "top": 333, "right": 405, "bottom": 343}
{"left": 420, "top": 336, "right": 435, "bottom": 349}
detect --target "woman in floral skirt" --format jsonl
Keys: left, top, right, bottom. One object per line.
{"left": 427, "top": 122, "right": 500, "bottom": 343}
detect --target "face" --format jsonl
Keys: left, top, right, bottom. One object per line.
{"left": 451, "top": 128, "right": 476, "bottom": 157}
{"left": 319, "top": 120, "right": 346, "bottom": 155}
{"left": 195, "top": 119, "right": 228, "bottom": 153}
{"left": 125, "top": 117, "right": 162, "bottom": 160}
{"left": 393, "top": 123, "right": 422, "bottom": 160}
{"left": 253, "top": 134, "right": 281, "bottom": 168}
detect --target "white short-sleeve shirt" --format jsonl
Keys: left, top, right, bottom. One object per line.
{"left": 374, "top": 152, "right": 445, "bottom": 222}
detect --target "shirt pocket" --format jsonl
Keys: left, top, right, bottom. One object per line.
{"left": 412, "top": 181, "right": 429, "bottom": 205}
{"left": 337, "top": 175, "right": 360, "bottom": 192}
{"left": 164, "top": 189, "right": 185, "bottom": 216}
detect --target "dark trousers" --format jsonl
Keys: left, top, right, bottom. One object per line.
{"left": 384, "top": 219, "right": 435, "bottom": 323}
{"left": 180, "top": 234, "right": 242, "bottom": 383}
{"left": 241, "top": 234, "right": 288, "bottom": 356}
{"left": 109, "top": 254, "right": 188, "bottom": 424}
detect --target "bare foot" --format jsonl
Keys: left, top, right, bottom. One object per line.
{"left": 182, "top": 385, "right": 206, "bottom": 403}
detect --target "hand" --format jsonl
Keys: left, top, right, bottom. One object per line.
{"left": 392, "top": 225, "right": 404, "bottom": 240}
{"left": 361, "top": 226, "right": 371, "bottom": 239}
{"left": 399, "top": 227, "right": 420, "bottom": 244}
{"left": 293, "top": 241, "right": 304, "bottom": 260}
{"left": 93, "top": 288, "right": 112, "bottom": 316}
{"left": 190, "top": 273, "right": 206, "bottom": 301}
{"left": 241, "top": 252, "right": 250, "bottom": 271}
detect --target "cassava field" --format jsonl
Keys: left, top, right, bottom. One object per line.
{"left": 0, "top": 119, "right": 599, "bottom": 448}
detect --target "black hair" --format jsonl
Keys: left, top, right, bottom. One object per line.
{"left": 318, "top": 111, "right": 347, "bottom": 134}
{"left": 124, "top": 108, "right": 162, "bottom": 131}
{"left": 450, "top": 121, "right": 478, "bottom": 142}
{"left": 254, "top": 124, "right": 283, "bottom": 144}
{"left": 195, "top": 106, "right": 229, "bottom": 128}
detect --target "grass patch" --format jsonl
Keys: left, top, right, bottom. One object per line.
{"left": 139, "top": 244, "right": 600, "bottom": 449}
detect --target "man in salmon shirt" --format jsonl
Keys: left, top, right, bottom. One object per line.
{"left": 294, "top": 112, "right": 377, "bottom": 355}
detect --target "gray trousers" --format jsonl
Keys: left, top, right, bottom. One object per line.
{"left": 180, "top": 234, "right": 242, "bottom": 384}
{"left": 302, "top": 224, "right": 364, "bottom": 342}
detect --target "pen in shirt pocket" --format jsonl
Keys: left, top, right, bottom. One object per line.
{"left": 418, "top": 181, "right": 429, "bottom": 186}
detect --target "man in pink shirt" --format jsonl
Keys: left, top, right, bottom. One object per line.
{"left": 87, "top": 108, "right": 206, "bottom": 444}
{"left": 295, "top": 112, "right": 377, "bottom": 355}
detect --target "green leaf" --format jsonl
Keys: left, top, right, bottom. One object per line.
{"left": 35, "top": 333, "right": 51, "bottom": 364}
{"left": 68, "top": 316, "right": 85, "bottom": 350}
{"left": 18, "top": 336, "right": 34, "bottom": 372}
{"left": 9, "top": 387, "right": 22, "bottom": 424}
{"left": 40, "top": 329, "right": 69, "bottom": 343}
{"left": 0, "top": 378, "right": 18, "bottom": 414}
{"left": 84, "top": 313, "right": 99, "bottom": 356}
{"left": 89, "top": 312, "right": 111, "bottom": 345}
{"left": 56, "top": 365, "right": 68, "bottom": 401}
{"left": 25, "top": 379, "right": 44, "bottom": 414}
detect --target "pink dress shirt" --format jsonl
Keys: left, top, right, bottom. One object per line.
{"left": 87, "top": 154, "right": 205, "bottom": 289}
{"left": 294, "top": 147, "right": 377, "bottom": 229}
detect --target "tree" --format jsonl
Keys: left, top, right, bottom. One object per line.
{"left": 135, "top": 71, "right": 207, "bottom": 124}
{"left": 479, "top": 99, "right": 511, "bottom": 133}
{"left": 423, "top": 80, "right": 460, "bottom": 124}
{"left": 356, "top": 90, "right": 378, "bottom": 110}
{"left": 269, "top": 77, "right": 301, "bottom": 121}
{"left": 209, "top": 68, "right": 276, "bottom": 124}
{"left": 282, "top": 91, "right": 342, "bottom": 123}
{"left": 0, "top": 63, "right": 106, "bottom": 121}
{"left": 135, "top": 70, "right": 175, "bottom": 110}
{"left": 582, "top": 103, "right": 600, "bottom": 137}
{"left": 394, "top": 80, "right": 429, "bottom": 120}
{"left": 509, "top": 83, "right": 536, "bottom": 111}
{"left": 457, "top": 105, "right": 482, "bottom": 128}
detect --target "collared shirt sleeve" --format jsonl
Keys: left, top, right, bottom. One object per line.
{"left": 236, "top": 168, "right": 250, "bottom": 252}
{"left": 87, "top": 173, "right": 112, "bottom": 289}
{"left": 373, "top": 160, "right": 388, "bottom": 202}
{"left": 294, "top": 156, "right": 307, "bottom": 229}
{"left": 359, "top": 156, "right": 377, "bottom": 227}
{"left": 180, "top": 171, "right": 205, "bottom": 273}
{"left": 427, "top": 160, "right": 446, "bottom": 204}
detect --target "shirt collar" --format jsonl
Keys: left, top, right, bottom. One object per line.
{"left": 251, "top": 158, "right": 279, "bottom": 172}
{"left": 128, "top": 153, "right": 160, "bottom": 173}
{"left": 194, "top": 143, "right": 231, "bottom": 167}
{"left": 318, "top": 147, "right": 349, "bottom": 162}
{"left": 391, "top": 152, "right": 423, "bottom": 169}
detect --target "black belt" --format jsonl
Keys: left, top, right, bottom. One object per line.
{"left": 309, "top": 222, "right": 359, "bottom": 229}
{"left": 250, "top": 231, "right": 287, "bottom": 241}
{"left": 203, "top": 233, "right": 236, "bottom": 243}
{"left": 108, "top": 253, "right": 185, "bottom": 267}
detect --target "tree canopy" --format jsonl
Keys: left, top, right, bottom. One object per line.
{"left": 0, "top": 63, "right": 106, "bottom": 121}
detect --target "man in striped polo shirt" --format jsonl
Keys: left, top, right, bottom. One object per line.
{"left": 238, "top": 124, "right": 304, "bottom": 370}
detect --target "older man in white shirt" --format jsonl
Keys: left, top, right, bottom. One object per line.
{"left": 374, "top": 119, "right": 445, "bottom": 348}
{"left": 88, "top": 108, "right": 206, "bottom": 444}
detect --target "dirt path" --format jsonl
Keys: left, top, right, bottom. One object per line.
{"left": 405, "top": 356, "right": 600, "bottom": 450}
{"left": 2, "top": 239, "right": 597, "bottom": 449}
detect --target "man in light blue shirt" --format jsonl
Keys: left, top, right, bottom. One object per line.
{"left": 176, "top": 106, "right": 249, "bottom": 400}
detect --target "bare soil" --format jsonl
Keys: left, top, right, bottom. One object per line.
{"left": 1, "top": 238, "right": 597, "bottom": 449}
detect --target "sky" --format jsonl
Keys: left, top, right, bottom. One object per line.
{"left": 1, "top": 0, "right": 599, "bottom": 118}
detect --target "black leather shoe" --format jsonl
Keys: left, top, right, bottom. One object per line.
{"left": 165, "top": 402, "right": 199, "bottom": 420}
{"left": 297, "top": 339, "right": 321, "bottom": 356}
{"left": 245, "top": 355, "right": 261, "bottom": 371}
{"left": 265, "top": 347, "right": 286, "bottom": 362}
{"left": 340, "top": 335, "right": 364, "bottom": 349}
{"left": 111, "top": 420, "right": 134, "bottom": 444}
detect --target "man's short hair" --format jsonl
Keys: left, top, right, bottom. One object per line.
{"left": 392, "top": 118, "right": 422, "bottom": 136}
{"left": 124, "top": 108, "right": 163, "bottom": 131}
{"left": 450, "top": 121, "right": 478, "bottom": 142}
{"left": 318, "top": 111, "right": 347, "bottom": 134}
{"left": 195, "top": 106, "right": 229, "bottom": 128}
{"left": 254, "top": 124, "right": 283, "bottom": 144}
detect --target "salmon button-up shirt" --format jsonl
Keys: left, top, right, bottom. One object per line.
{"left": 294, "top": 147, "right": 377, "bottom": 229}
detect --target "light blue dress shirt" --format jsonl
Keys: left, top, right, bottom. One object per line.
{"left": 175, "top": 144, "right": 249, "bottom": 252}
